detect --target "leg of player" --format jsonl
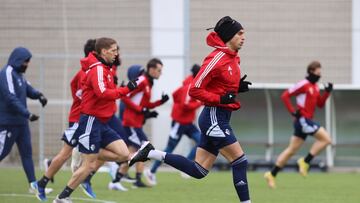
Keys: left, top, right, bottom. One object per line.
{"left": 219, "top": 142, "right": 251, "bottom": 203}
{"left": 146, "top": 137, "right": 179, "bottom": 186}
{"left": 264, "top": 136, "right": 304, "bottom": 188}
{"left": 55, "top": 153, "right": 98, "bottom": 202}
{"left": 298, "top": 127, "right": 331, "bottom": 177}
{"left": 32, "top": 144, "right": 73, "bottom": 201}
{"left": 130, "top": 142, "right": 216, "bottom": 179}
{"left": 133, "top": 162, "right": 148, "bottom": 188}
{"left": 79, "top": 159, "right": 105, "bottom": 199}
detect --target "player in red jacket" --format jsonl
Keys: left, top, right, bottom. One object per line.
{"left": 129, "top": 16, "right": 252, "bottom": 203}
{"left": 264, "top": 61, "right": 333, "bottom": 189}
{"left": 50, "top": 38, "right": 137, "bottom": 202}
{"left": 144, "top": 64, "right": 202, "bottom": 186}
{"left": 110, "top": 58, "right": 169, "bottom": 188}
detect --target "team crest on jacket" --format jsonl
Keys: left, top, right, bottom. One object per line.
{"left": 228, "top": 66, "right": 233, "bottom": 75}
{"left": 107, "top": 74, "right": 111, "bottom": 82}
{"left": 309, "top": 87, "right": 314, "bottom": 95}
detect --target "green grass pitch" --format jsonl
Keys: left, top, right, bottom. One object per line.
{"left": 0, "top": 168, "right": 359, "bottom": 203}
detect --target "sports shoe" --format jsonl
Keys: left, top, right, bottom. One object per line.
{"left": 180, "top": 172, "right": 191, "bottom": 179}
{"left": 132, "top": 180, "right": 149, "bottom": 189}
{"left": 144, "top": 169, "right": 157, "bottom": 186}
{"left": 108, "top": 182, "right": 128, "bottom": 191}
{"left": 264, "top": 171, "right": 276, "bottom": 189}
{"left": 80, "top": 181, "right": 96, "bottom": 198}
{"left": 297, "top": 157, "right": 310, "bottom": 177}
{"left": 71, "top": 148, "right": 82, "bottom": 173}
{"left": 128, "top": 141, "right": 154, "bottom": 167}
{"left": 30, "top": 181, "right": 47, "bottom": 201}
{"left": 121, "top": 174, "right": 137, "bottom": 183}
{"left": 53, "top": 196, "right": 72, "bottom": 203}
{"left": 43, "top": 158, "right": 54, "bottom": 183}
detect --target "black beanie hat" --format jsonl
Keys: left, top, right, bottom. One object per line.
{"left": 214, "top": 16, "right": 243, "bottom": 43}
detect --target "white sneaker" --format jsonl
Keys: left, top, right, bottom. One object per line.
{"left": 144, "top": 169, "right": 157, "bottom": 186}
{"left": 108, "top": 182, "right": 128, "bottom": 191}
{"left": 53, "top": 196, "right": 72, "bottom": 203}
{"left": 70, "top": 148, "right": 82, "bottom": 173}
{"left": 28, "top": 185, "right": 53, "bottom": 194}
{"left": 180, "top": 172, "right": 191, "bottom": 179}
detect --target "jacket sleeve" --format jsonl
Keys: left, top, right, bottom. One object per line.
{"left": 144, "top": 99, "right": 162, "bottom": 109}
{"left": 90, "top": 66, "right": 130, "bottom": 100}
{"left": 189, "top": 62, "right": 221, "bottom": 104}
{"left": 0, "top": 69, "right": 30, "bottom": 118}
{"left": 26, "top": 80, "right": 41, "bottom": 99}
{"left": 181, "top": 85, "right": 202, "bottom": 110}
{"left": 317, "top": 91, "right": 330, "bottom": 108}
{"left": 70, "top": 70, "right": 81, "bottom": 100}
{"left": 122, "top": 96, "right": 143, "bottom": 113}
{"left": 281, "top": 83, "right": 306, "bottom": 114}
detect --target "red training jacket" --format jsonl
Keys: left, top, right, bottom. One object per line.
{"left": 122, "top": 74, "right": 162, "bottom": 128}
{"left": 80, "top": 53, "right": 130, "bottom": 123}
{"left": 281, "top": 79, "right": 330, "bottom": 119}
{"left": 189, "top": 32, "right": 242, "bottom": 111}
{"left": 171, "top": 75, "right": 202, "bottom": 124}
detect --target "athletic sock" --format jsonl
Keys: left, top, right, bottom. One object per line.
{"left": 304, "top": 153, "right": 314, "bottom": 164}
{"left": 231, "top": 154, "right": 250, "bottom": 202}
{"left": 148, "top": 150, "right": 166, "bottom": 161}
{"left": 38, "top": 175, "right": 50, "bottom": 188}
{"left": 271, "top": 165, "right": 282, "bottom": 177}
{"left": 112, "top": 172, "right": 124, "bottom": 183}
{"left": 58, "top": 186, "right": 74, "bottom": 199}
{"left": 83, "top": 171, "right": 95, "bottom": 183}
{"left": 136, "top": 172, "right": 142, "bottom": 182}
{"left": 164, "top": 153, "right": 208, "bottom": 179}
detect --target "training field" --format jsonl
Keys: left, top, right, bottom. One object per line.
{"left": 0, "top": 168, "right": 359, "bottom": 203}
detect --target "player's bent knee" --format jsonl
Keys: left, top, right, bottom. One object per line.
{"left": 193, "top": 162, "right": 209, "bottom": 179}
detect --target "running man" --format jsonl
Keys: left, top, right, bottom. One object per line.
{"left": 111, "top": 58, "right": 169, "bottom": 189}
{"left": 264, "top": 61, "right": 333, "bottom": 189}
{"left": 144, "top": 64, "right": 202, "bottom": 186}
{"left": 129, "top": 16, "right": 252, "bottom": 203}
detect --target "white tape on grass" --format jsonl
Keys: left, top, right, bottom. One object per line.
{"left": 0, "top": 193, "right": 117, "bottom": 203}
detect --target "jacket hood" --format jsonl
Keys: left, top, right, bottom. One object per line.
{"left": 127, "top": 65, "right": 144, "bottom": 80}
{"left": 7, "top": 47, "right": 32, "bottom": 71}
{"left": 206, "top": 32, "right": 238, "bottom": 56}
{"left": 80, "top": 52, "right": 101, "bottom": 72}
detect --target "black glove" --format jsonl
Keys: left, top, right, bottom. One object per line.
{"left": 220, "top": 92, "right": 236, "bottom": 104}
{"left": 160, "top": 93, "right": 169, "bottom": 104}
{"left": 120, "top": 80, "right": 126, "bottom": 87}
{"left": 113, "top": 75, "right": 118, "bottom": 85}
{"left": 145, "top": 111, "right": 159, "bottom": 119}
{"left": 127, "top": 79, "right": 138, "bottom": 91}
{"left": 29, "top": 114, "right": 39, "bottom": 122}
{"left": 324, "top": 82, "right": 333, "bottom": 93}
{"left": 38, "top": 93, "right": 47, "bottom": 107}
{"left": 291, "top": 110, "right": 302, "bottom": 119}
{"left": 238, "top": 74, "right": 252, "bottom": 93}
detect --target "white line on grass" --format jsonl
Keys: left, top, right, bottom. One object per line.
{"left": 0, "top": 193, "right": 117, "bottom": 203}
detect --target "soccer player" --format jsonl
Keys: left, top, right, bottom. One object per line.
{"left": 129, "top": 16, "right": 252, "bottom": 203}
{"left": 110, "top": 58, "right": 169, "bottom": 189}
{"left": 144, "top": 64, "right": 202, "bottom": 186}
{"left": 264, "top": 61, "right": 333, "bottom": 189}
{"left": 0, "top": 47, "right": 49, "bottom": 193}
{"left": 33, "top": 39, "right": 99, "bottom": 201}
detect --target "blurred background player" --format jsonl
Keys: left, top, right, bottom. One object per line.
{"left": 0, "top": 47, "right": 49, "bottom": 193}
{"left": 110, "top": 58, "right": 169, "bottom": 189}
{"left": 144, "top": 64, "right": 202, "bottom": 186}
{"left": 264, "top": 61, "right": 333, "bottom": 189}
{"left": 128, "top": 16, "right": 253, "bottom": 203}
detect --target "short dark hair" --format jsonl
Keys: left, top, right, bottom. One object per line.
{"left": 84, "top": 39, "right": 96, "bottom": 57}
{"left": 146, "top": 58, "right": 163, "bottom": 71}
{"left": 95, "top": 37, "right": 117, "bottom": 55}
{"left": 307, "top": 61, "right": 321, "bottom": 74}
